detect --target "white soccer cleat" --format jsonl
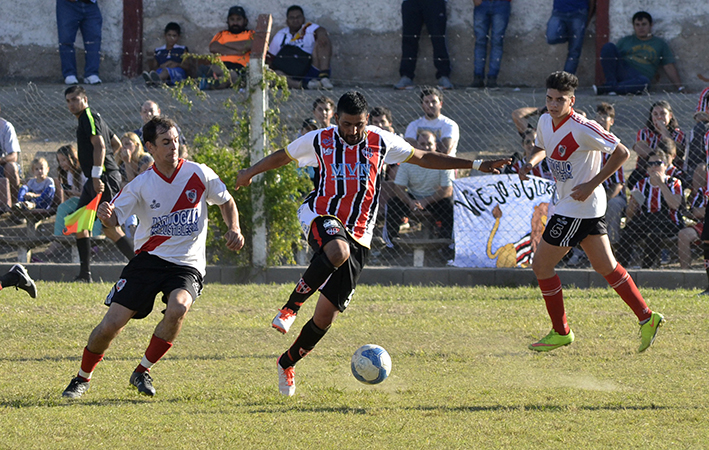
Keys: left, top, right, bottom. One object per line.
{"left": 272, "top": 308, "right": 297, "bottom": 334}
{"left": 277, "top": 360, "right": 295, "bottom": 396}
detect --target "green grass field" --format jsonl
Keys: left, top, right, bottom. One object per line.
{"left": 0, "top": 282, "right": 707, "bottom": 449}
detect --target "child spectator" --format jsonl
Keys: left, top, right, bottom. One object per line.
{"left": 143, "top": 22, "right": 189, "bottom": 86}
{"left": 507, "top": 128, "right": 554, "bottom": 181}
{"left": 14, "top": 157, "right": 55, "bottom": 210}
{"left": 312, "top": 96, "right": 335, "bottom": 128}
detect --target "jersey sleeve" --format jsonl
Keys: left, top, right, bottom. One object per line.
{"left": 380, "top": 129, "right": 415, "bottom": 165}
{"left": 285, "top": 131, "right": 319, "bottom": 167}
{"left": 580, "top": 120, "right": 619, "bottom": 154}
{"left": 534, "top": 115, "right": 548, "bottom": 149}
{"left": 202, "top": 164, "right": 233, "bottom": 206}
{"left": 110, "top": 179, "right": 139, "bottom": 225}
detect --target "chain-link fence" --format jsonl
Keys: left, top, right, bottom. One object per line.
{"left": 0, "top": 81, "right": 706, "bottom": 269}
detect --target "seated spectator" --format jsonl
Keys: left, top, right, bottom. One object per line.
{"left": 297, "top": 118, "right": 318, "bottom": 138}
{"left": 678, "top": 183, "right": 705, "bottom": 269}
{"left": 511, "top": 105, "right": 547, "bottom": 137}
{"left": 405, "top": 86, "right": 459, "bottom": 156}
{"left": 597, "top": 11, "right": 683, "bottom": 95}
{"left": 312, "top": 96, "right": 335, "bottom": 128}
{"left": 143, "top": 22, "right": 189, "bottom": 86}
{"left": 616, "top": 150, "right": 684, "bottom": 268}
{"left": 116, "top": 132, "right": 153, "bottom": 184}
{"left": 370, "top": 106, "right": 400, "bottom": 213}
{"left": 471, "top": 0, "right": 511, "bottom": 88}
{"left": 0, "top": 103, "right": 23, "bottom": 203}
{"left": 125, "top": 154, "right": 155, "bottom": 239}
{"left": 14, "top": 157, "right": 55, "bottom": 211}
{"left": 206, "top": 6, "right": 254, "bottom": 90}
{"left": 134, "top": 100, "right": 188, "bottom": 152}
{"left": 382, "top": 130, "right": 454, "bottom": 248}
{"left": 506, "top": 128, "right": 553, "bottom": 181}
{"left": 686, "top": 87, "right": 709, "bottom": 178}
{"left": 628, "top": 100, "right": 686, "bottom": 189}
{"left": 268, "top": 5, "right": 333, "bottom": 90}
{"left": 53, "top": 144, "right": 102, "bottom": 237}
{"left": 545, "top": 0, "right": 593, "bottom": 75}
{"left": 370, "top": 106, "right": 396, "bottom": 134}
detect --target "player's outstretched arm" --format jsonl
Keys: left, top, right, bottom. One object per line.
{"left": 235, "top": 149, "right": 292, "bottom": 190}
{"left": 219, "top": 198, "right": 245, "bottom": 251}
{"left": 518, "top": 146, "right": 546, "bottom": 181}
{"left": 407, "top": 149, "right": 510, "bottom": 173}
{"left": 97, "top": 201, "right": 118, "bottom": 227}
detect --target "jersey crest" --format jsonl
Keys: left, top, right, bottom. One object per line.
{"left": 550, "top": 132, "right": 579, "bottom": 161}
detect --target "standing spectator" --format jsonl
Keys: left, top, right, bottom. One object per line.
{"left": 56, "top": 0, "right": 103, "bottom": 85}
{"left": 471, "top": 0, "right": 511, "bottom": 88}
{"left": 597, "top": 11, "right": 683, "bottom": 95}
{"left": 545, "top": 0, "right": 594, "bottom": 75}
{"left": 14, "top": 157, "right": 55, "bottom": 211}
{"left": 61, "top": 116, "right": 244, "bottom": 399}
{"left": 0, "top": 104, "right": 22, "bottom": 204}
{"left": 312, "top": 96, "right": 335, "bottom": 128}
{"left": 207, "top": 6, "right": 254, "bottom": 90}
{"left": 143, "top": 22, "right": 189, "bottom": 86}
{"left": 64, "top": 85, "right": 136, "bottom": 282}
{"left": 268, "top": 5, "right": 333, "bottom": 90}
{"left": 53, "top": 144, "right": 102, "bottom": 238}
{"left": 394, "top": 0, "right": 454, "bottom": 90}
{"left": 405, "top": 86, "right": 459, "bottom": 156}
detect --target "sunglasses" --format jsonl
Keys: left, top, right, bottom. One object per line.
{"left": 647, "top": 160, "right": 665, "bottom": 166}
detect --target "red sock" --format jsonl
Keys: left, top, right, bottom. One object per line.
{"left": 538, "top": 274, "right": 570, "bottom": 335}
{"left": 135, "top": 335, "right": 173, "bottom": 373}
{"left": 604, "top": 264, "right": 651, "bottom": 322}
{"left": 78, "top": 347, "right": 104, "bottom": 381}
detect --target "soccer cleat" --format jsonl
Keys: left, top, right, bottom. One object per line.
{"left": 130, "top": 371, "right": 156, "bottom": 396}
{"left": 393, "top": 76, "right": 414, "bottom": 90}
{"left": 277, "top": 360, "right": 295, "bottom": 396}
{"left": 638, "top": 312, "right": 665, "bottom": 353}
{"left": 272, "top": 308, "right": 297, "bottom": 334}
{"left": 529, "top": 329, "right": 575, "bottom": 352}
{"left": 85, "top": 75, "right": 102, "bottom": 85}
{"left": 9, "top": 264, "right": 37, "bottom": 298}
{"left": 62, "top": 377, "right": 90, "bottom": 398}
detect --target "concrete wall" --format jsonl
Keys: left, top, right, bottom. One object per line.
{"left": 1, "top": 0, "right": 708, "bottom": 89}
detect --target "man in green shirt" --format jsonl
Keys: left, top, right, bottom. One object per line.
{"left": 596, "top": 11, "right": 683, "bottom": 95}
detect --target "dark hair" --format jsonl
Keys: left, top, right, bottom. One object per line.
{"left": 657, "top": 138, "right": 677, "bottom": 159}
{"left": 164, "top": 22, "right": 181, "bottom": 35}
{"left": 647, "top": 149, "right": 669, "bottom": 164}
{"left": 645, "top": 100, "right": 679, "bottom": 133}
{"left": 64, "top": 85, "right": 86, "bottom": 98}
{"left": 56, "top": 144, "right": 81, "bottom": 190}
{"left": 632, "top": 11, "right": 652, "bottom": 24}
{"left": 287, "top": 5, "right": 304, "bottom": 16}
{"left": 336, "top": 91, "right": 368, "bottom": 116}
{"left": 596, "top": 102, "right": 616, "bottom": 119}
{"left": 521, "top": 127, "right": 536, "bottom": 143}
{"left": 143, "top": 116, "right": 178, "bottom": 146}
{"left": 419, "top": 86, "right": 443, "bottom": 102}
{"left": 370, "top": 106, "right": 393, "bottom": 124}
{"left": 312, "top": 96, "right": 335, "bottom": 110}
{"left": 545, "top": 71, "right": 579, "bottom": 93}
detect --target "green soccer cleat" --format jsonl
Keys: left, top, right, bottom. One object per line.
{"left": 529, "top": 329, "right": 575, "bottom": 352}
{"left": 638, "top": 312, "right": 665, "bottom": 353}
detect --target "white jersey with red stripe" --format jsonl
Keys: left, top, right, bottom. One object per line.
{"left": 286, "top": 125, "right": 415, "bottom": 247}
{"left": 535, "top": 110, "right": 620, "bottom": 218}
{"left": 110, "top": 159, "right": 232, "bottom": 276}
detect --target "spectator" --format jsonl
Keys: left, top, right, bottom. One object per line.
{"left": 545, "top": 0, "right": 594, "bottom": 75}
{"left": 394, "top": 0, "right": 453, "bottom": 90}
{"left": 382, "top": 130, "right": 454, "bottom": 248}
{"left": 312, "top": 96, "right": 335, "bottom": 128}
{"left": 595, "top": 103, "right": 627, "bottom": 247}
{"left": 207, "top": 6, "right": 254, "bottom": 90}
{"left": 370, "top": 106, "right": 396, "bottom": 134}
{"left": 134, "top": 101, "right": 187, "bottom": 152}
{"left": 686, "top": 87, "right": 709, "bottom": 178}
{"left": 14, "top": 157, "right": 55, "bottom": 211}
{"left": 0, "top": 104, "right": 22, "bottom": 203}
{"left": 511, "top": 105, "right": 546, "bottom": 137}
{"left": 53, "top": 144, "right": 102, "bottom": 238}
{"left": 370, "top": 106, "right": 400, "bottom": 213}
{"left": 56, "top": 0, "right": 103, "bottom": 85}
{"left": 143, "top": 22, "right": 189, "bottom": 86}
{"left": 628, "top": 100, "right": 686, "bottom": 189}
{"left": 116, "top": 132, "right": 153, "bottom": 184}
{"left": 678, "top": 183, "right": 705, "bottom": 269}
{"left": 471, "top": 0, "right": 511, "bottom": 88}
{"left": 405, "top": 86, "right": 459, "bottom": 156}
{"left": 297, "top": 118, "right": 318, "bottom": 138}
{"left": 597, "top": 11, "right": 683, "bottom": 95}
{"left": 507, "top": 128, "right": 554, "bottom": 181}
{"left": 616, "top": 150, "right": 684, "bottom": 268}
{"left": 268, "top": 5, "right": 333, "bottom": 90}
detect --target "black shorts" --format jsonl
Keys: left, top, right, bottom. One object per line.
{"left": 104, "top": 253, "right": 203, "bottom": 320}
{"left": 542, "top": 214, "right": 607, "bottom": 247}
{"left": 307, "top": 216, "right": 369, "bottom": 312}
{"left": 702, "top": 211, "right": 709, "bottom": 241}
{"left": 78, "top": 169, "right": 122, "bottom": 209}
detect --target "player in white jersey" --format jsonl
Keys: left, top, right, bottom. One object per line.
{"left": 519, "top": 71, "right": 664, "bottom": 353}
{"left": 62, "top": 117, "right": 244, "bottom": 399}
{"left": 236, "top": 91, "right": 510, "bottom": 396}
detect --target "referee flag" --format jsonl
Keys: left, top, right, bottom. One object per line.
{"left": 63, "top": 194, "right": 102, "bottom": 235}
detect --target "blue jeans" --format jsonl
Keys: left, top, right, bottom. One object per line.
{"left": 400, "top": 0, "right": 451, "bottom": 80}
{"left": 473, "top": 0, "right": 511, "bottom": 79}
{"left": 599, "top": 43, "right": 650, "bottom": 95}
{"left": 546, "top": 9, "right": 587, "bottom": 74}
{"left": 56, "top": 0, "right": 102, "bottom": 78}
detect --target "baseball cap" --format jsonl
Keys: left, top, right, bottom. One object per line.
{"left": 228, "top": 6, "right": 246, "bottom": 18}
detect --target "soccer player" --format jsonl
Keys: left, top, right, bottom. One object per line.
{"left": 62, "top": 117, "right": 244, "bottom": 399}
{"left": 519, "top": 71, "right": 664, "bottom": 353}
{"left": 235, "top": 91, "right": 510, "bottom": 396}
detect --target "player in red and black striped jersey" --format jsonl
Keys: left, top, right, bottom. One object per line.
{"left": 236, "top": 91, "right": 510, "bottom": 396}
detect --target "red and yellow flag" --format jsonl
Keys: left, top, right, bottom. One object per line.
{"left": 63, "top": 194, "right": 101, "bottom": 235}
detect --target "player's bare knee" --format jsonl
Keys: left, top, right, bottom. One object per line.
{"left": 324, "top": 240, "right": 350, "bottom": 267}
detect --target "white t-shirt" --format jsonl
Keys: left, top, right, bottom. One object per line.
{"left": 395, "top": 163, "right": 454, "bottom": 199}
{"left": 0, "top": 118, "right": 21, "bottom": 157}
{"left": 110, "top": 159, "right": 232, "bottom": 276}
{"left": 535, "top": 110, "right": 619, "bottom": 218}
{"left": 404, "top": 114, "right": 459, "bottom": 156}
{"left": 269, "top": 23, "right": 320, "bottom": 56}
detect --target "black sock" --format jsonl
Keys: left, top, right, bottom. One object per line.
{"left": 284, "top": 253, "right": 337, "bottom": 313}
{"left": 703, "top": 243, "right": 709, "bottom": 285}
{"left": 0, "top": 271, "right": 19, "bottom": 288}
{"left": 77, "top": 237, "right": 91, "bottom": 276}
{"left": 279, "top": 318, "right": 329, "bottom": 368}
{"left": 114, "top": 236, "right": 135, "bottom": 260}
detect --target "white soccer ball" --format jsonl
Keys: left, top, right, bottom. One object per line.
{"left": 351, "top": 344, "right": 392, "bottom": 385}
